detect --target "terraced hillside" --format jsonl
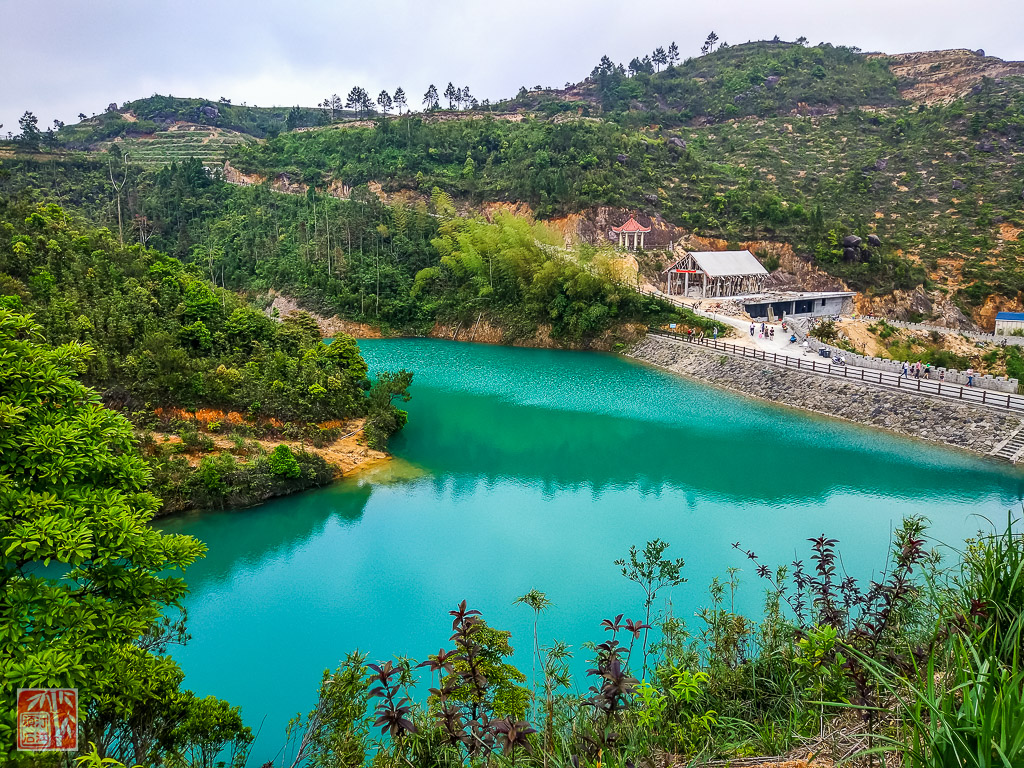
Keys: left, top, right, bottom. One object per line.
{"left": 107, "top": 124, "right": 254, "bottom": 167}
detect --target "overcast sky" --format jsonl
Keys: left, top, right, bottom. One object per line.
{"left": 1, "top": 0, "right": 1021, "bottom": 133}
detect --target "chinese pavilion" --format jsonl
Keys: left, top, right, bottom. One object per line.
{"left": 612, "top": 215, "right": 651, "bottom": 250}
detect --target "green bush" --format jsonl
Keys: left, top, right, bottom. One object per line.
{"left": 268, "top": 443, "right": 301, "bottom": 478}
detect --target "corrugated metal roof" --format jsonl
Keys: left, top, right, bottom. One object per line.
{"left": 996, "top": 312, "right": 1024, "bottom": 321}
{"left": 689, "top": 250, "right": 768, "bottom": 278}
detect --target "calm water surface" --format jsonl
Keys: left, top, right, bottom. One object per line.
{"left": 160, "top": 339, "right": 1024, "bottom": 761}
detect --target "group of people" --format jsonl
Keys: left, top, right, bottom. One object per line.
{"left": 749, "top": 322, "right": 776, "bottom": 341}
{"left": 901, "top": 360, "right": 935, "bottom": 380}
{"left": 900, "top": 360, "right": 980, "bottom": 386}
{"left": 686, "top": 326, "right": 719, "bottom": 342}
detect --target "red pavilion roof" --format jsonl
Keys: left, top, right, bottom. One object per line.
{"left": 611, "top": 215, "right": 651, "bottom": 233}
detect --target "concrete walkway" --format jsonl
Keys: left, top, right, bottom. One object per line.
{"left": 643, "top": 285, "right": 809, "bottom": 360}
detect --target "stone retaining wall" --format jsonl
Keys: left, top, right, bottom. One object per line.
{"left": 628, "top": 335, "right": 1022, "bottom": 458}
{"left": 882, "top": 317, "right": 1024, "bottom": 345}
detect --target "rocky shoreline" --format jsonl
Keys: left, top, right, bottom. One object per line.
{"left": 627, "top": 334, "right": 1023, "bottom": 460}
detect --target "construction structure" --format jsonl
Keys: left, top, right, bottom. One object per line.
{"left": 612, "top": 215, "right": 651, "bottom": 250}
{"left": 742, "top": 291, "right": 856, "bottom": 321}
{"left": 662, "top": 250, "right": 769, "bottom": 298}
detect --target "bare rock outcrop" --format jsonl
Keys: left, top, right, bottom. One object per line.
{"left": 876, "top": 48, "right": 1024, "bottom": 105}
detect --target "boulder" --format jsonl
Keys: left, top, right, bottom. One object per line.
{"left": 952, "top": 179, "right": 965, "bottom": 190}
{"left": 976, "top": 49, "right": 986, "bottom": 57}
{"left": 867, "top": 234, "right": 882, "bottom": 247}
{"left": 106, "top": 102, "right": 118, "bottom": 112}
{"left": 765, "top": 75, "right": 781, "bottom": 88}
{"left": 874, "top": 158, "right": 888, "bottom": 171}
{"left": 644, "top": 193, "right": 659, "bottom": 204}
{"left": 843, "top": 235, "right": 862, "bottom": 248}
{"left": 201, "top": 105, "right": 220, "bottom": 118}
{"left": 668, "top": 137, "right": 686, "bottom": 149}
{"left": 615, "top": 153, "right": 629, "bottom": 163}
{"left": 977, "top": 140, "right": 994, "bottom": 152}
{"left": 843, "top": 247, "right": 859, "bottom": 261}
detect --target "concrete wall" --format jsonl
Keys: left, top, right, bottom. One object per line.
{"left": 746, "top": 295, "right": 853, "bottom": 321}
{"left": 882, "top": 318, "right": 1024, "bottom": 346}
{"left": 790, "top": 319, "right": 1020, "bottom": 394}
{"left": 628, "top": 335, "right": 1022, "bottom": 458}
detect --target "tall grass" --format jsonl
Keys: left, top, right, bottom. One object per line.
{"left": 859, "top": 516, "right": 1024, "bottom": 767}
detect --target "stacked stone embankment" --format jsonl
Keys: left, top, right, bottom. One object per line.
{"left": 628, "top": 335, "right": 1022, "bottom": 458}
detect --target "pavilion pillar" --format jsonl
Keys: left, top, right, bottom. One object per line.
{"left": 684, "top": 271, "right": 689, "bottom": 296}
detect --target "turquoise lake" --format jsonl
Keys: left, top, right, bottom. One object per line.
{"left": 159, "top": 339, "right": 1024, "bottom": 762}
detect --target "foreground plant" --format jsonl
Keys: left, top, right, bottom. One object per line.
{"left": 0, "top": 309, "right": 249, "bottom": 766}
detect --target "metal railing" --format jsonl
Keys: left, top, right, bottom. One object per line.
{"left": 649, "top": 329, "right": 1024, "bottom": 413}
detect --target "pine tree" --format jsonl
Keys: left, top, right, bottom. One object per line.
{"left": 444, "top": 82, "right": 458, "bottom": 110}
{"left": 377, "top": 90, "right": 393, "bottom": 115}
{"left": 652, "top": 46, "right": 668, "bottom": 72}
{"left": 346, "top": 86, "right": 366, "bottom": 116}
{"left": 393, "top": 87, "right": 407, "bottom": 114}
{"left": 17, "top": 111, "right": 40, "bottom": 150}
{"left": 701, "top": 31, "right": 719, "bottom": 55}
{"left": 667, "top": 41, "right": 680, "bottom": 68}
{"left": 461, "top": 86, "right": 473, "bottom": 109}
{"left": 423, "top": 84, "right": 439, "bottom": 110}
{"left": 286, "top": 105, "right": 302, "bottom": 131}
{"left": 360, "top": 90, "right": 376, "bottom": 116}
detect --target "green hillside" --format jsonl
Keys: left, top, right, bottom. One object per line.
{"left": 509, "top": 40, "right": 902, "bottom": 122}
{"left": 6, "top": 38, "right": 1024, "bottom": 323}
{"left": 58, "top": 95, "right": 334, "bottom": 147}
{"left": 229, "top": 70, "right": 1024, "bottom": 306}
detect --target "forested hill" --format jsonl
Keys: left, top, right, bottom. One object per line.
{"left": 5, "top": 39, "right": 1024, "bottom": 328}
{"left": 222, "top": 43, "right": 1024, "bottom": 326}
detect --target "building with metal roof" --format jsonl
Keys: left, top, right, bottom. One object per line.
{"left": 661, "top": 250, "right": 769, "bottom": 298}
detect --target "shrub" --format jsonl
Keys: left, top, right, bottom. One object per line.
{"left": 268, "top": 443, "right": 301, "bottom": 478}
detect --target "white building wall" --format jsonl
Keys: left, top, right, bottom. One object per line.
{"left": 995, "top": 319, "right": 1024, "bottom": 336}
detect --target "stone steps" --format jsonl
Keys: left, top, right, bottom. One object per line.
{"left": 991, "top": 425, "right": 1024, "bottom": 462}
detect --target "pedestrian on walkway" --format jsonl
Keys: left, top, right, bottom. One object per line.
{"left": 914, "top": 361, "right": 921, "bottom": 379}
{"left": 750, "top": 324, "right": 755, "bottom": 336}
{"left": 770, "top": 328, "right": 775, "bottom": 340}
{"left": 967, "top": 368, "right": 975, "bottom": 386}
{"left": 902, "top": 361, "right": 909, "bottom": 378}
{"left": 713, "top": 326, "right": 718, "bottom": 340}
{"left": 924, "top": 363, "right": 931, "bottom": 379}
{"left": 939, "top": 369, "right": 945, "bottom": 382}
